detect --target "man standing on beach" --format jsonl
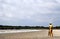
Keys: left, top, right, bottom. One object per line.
{"left": 48, "top": 23, "right": 53, "bottom": 37}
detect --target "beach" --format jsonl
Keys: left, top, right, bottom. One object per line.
{"left": 0, "top": 29, "right": 60, "bottom": 39}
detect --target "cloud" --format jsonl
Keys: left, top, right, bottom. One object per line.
{"left": 0, "top": 0, "right": 60, "bottom": 26}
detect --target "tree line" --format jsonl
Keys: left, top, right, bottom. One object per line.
{"left": 0, "top": 25, "right": 60, "bottom": 29}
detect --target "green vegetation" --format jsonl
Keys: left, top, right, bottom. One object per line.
{"left": 0, "top": 25, "right": 60, "bottom": 29}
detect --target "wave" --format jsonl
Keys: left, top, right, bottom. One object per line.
{"left": 0, "top": 29, "right": 41, "bottom": 34}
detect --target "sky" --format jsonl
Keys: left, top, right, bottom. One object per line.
{"left": 0, "top": 0, "right": 60, "bottom": 26}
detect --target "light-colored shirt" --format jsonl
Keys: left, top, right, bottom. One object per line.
{"left": 49, "top": 25, "right": 53, "bottom": 29}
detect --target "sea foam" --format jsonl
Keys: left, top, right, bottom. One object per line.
{"left": 0, "top": 29, "right": 40, "bottom": 34}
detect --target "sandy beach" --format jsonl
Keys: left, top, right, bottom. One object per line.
{"left": 0, "top": 29, "right": 60, "bottom": 39}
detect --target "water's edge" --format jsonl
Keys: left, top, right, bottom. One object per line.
{"left": 0, "top": 29, "right": 41, "bottom": 34}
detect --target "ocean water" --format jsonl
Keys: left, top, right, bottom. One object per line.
{"left": 0, "top": 29, "right": 40, "bottom": 34}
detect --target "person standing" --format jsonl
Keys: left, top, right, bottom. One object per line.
{"left": 48, "top": 23, "right": 53, "bottom": 37}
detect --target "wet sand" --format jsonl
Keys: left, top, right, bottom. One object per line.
{"left": 0, "top": 29, "right": 60, "bottom": 39}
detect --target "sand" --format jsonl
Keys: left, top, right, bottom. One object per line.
{"left": 0, "top": 29, "right": 60, "bottom": 39}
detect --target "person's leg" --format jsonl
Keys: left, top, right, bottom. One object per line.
{"left": 51, "top": 30, "right": 53, "bottom": 37}
{"left": 48, "top": 31, "right": 51, "bottom": 37}
{"left": 50, "top": 32, "right": 51, "bottom": 37}
{"left": 51, "top": 32, "right": 53, "bottom": 37}
{"left": 48, "top": 31, "right": 50, "bottom": 36}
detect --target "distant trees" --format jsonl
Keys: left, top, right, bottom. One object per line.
{"left": 0, "top": 25, "right": 60, "bottom": 29}
{"left": 53, "top": 26, "right": 60, "bottom": 29}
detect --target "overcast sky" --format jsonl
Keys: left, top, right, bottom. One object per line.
{"left": 0, "top": 0, "right": 60, "bottom": 26}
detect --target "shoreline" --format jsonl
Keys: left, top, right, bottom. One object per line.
{"left": 0, "top": 29, "right": 60, "bottom": 34}
{"left": 0, "top": 29, "right": 60, "bottom": 39}
{"left": 0, "top": 29, "right": 41, "bottom": 34}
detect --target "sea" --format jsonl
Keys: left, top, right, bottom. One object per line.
{"left": 0, "top": 29, "right": 40, "bottom": 34}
